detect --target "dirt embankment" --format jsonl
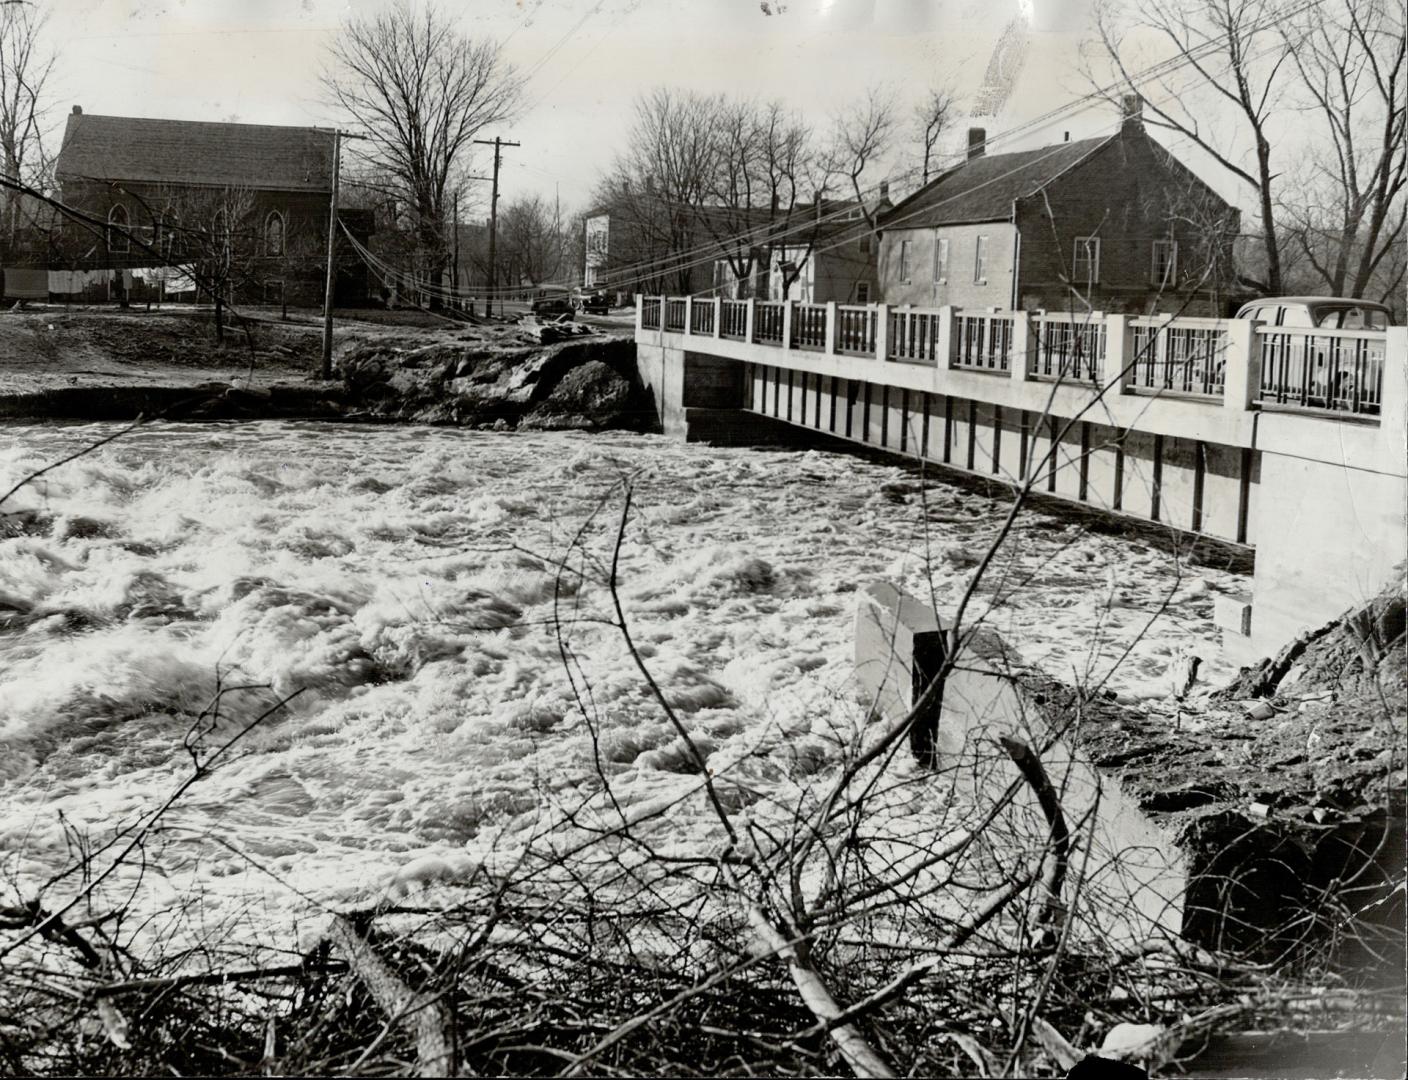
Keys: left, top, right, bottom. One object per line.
{"left": 1044, "top": 583, "right": 1405, "bottom": 961}
{"left": 0, "top": 307, "right": 657, "bottom": 432}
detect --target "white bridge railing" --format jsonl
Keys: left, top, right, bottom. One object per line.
{"left": 638, "top": 296, "right": 1394, "bottom": 422}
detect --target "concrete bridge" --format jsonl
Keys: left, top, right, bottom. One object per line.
{"left": 634, "top": 295, "right": 1406, "bottom": 661}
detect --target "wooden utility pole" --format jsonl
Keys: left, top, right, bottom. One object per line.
{"left": 473, "top": 136, "right": 519, "bottom": 316}
{"left": 321, "top": 129, "right": 365, "bottom": 380}
{"left": 320, "top": 129, "right": 342, "bottom": 380}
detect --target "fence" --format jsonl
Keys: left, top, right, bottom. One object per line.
{"left": 888, "top": 309, "right": 942, "bottom": 365}
{"left": 721, "top": 300, "right": 748, "bottom": 340}
{"left": 951, "top": 312, "right": 1015, "bottom": 373}
{"left": 664, "top": 298, "right": 687, "bottom": 333}
{"left": 791, "top": 303, "right": 828, "bottom": 350}
{"left": 1257, "top": 328, "right": 1385, "bottom": 415}
{"left": 836, "top": 306, "right": 878, "bottom": 356}
{"left": 754, "top": 301, "right": 785, "bottom": 343}
{"left": 1129, "top": 318, "right": 1227, "bottom": 398}
{"left": 1030, "top": 314, "right": 1106, "bottom": 383}
{"left": 690, "top": 299, "right": 716, "bottom": 336}
{"left": 641, "top": 297, "right": 661, "bottom": 330}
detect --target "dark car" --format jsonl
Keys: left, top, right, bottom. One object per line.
{"left": 530, "top": 295, "right": 575, "bottom": 319}
{"left": 574, "top": 290, "right": 610, "bottom": 315}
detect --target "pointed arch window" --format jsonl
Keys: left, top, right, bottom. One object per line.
{"left": 107, "top": 204, "right": 129, "bottom": 253}
{"left": 265, "top": 211, "right": 285, "bottom": 256}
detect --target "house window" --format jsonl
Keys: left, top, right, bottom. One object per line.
{"left": 265, "top": 211, "right": 285, "bottom": 256}
{"left": 859, "top": 234, "right": 872, "bottom": 255}
{"left": 899, "top": 238, "right": 911, "bottom": 282}
{"left": 856, "top": 282, "right": 870, "bottom": 303}
{"left": 933, "top": 234, "right": 949, "bottom": 283}
{"left": 974, "top": 234, "right": 988, "bottom": 283}
{"left": 1152, "top": 239, "right": 1177, "bottom": 286}
{"left": 107, "top": 205, "right": 129, "bottom": 253}
{"left": 1073, "top": 236, "right": 1101, "bottom": 286}
{"left": 162, "top": 213, "right": 179, "bottom": 256}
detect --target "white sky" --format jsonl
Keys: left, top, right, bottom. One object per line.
{"left": 45, "top": 0, "right": 1251, "bottom": 219}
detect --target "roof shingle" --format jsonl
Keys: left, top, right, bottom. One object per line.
{"left": 54, "top": 112, "right": 335, "bottom": 193}
{"left": 880, "top": 136, "right": 1109, "bottom": 230}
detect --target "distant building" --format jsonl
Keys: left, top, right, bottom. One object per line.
{"left": 52, "top": 106, "right": 372, "bottom": 305}
{"left": 877, "top": 98, "right": 1240, "bottom": 315}
{"left": 764, "top": 191, "right": 892, "bottom": 304}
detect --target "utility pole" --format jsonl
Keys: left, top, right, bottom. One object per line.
{"left": 321, "top": 129, "right": 366, "bottom": 380}
{"left": 473, "top": 136, "right": 519, "bottom": 316}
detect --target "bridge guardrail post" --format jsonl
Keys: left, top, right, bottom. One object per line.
{"left": 824, "top": 301, "right": 838, "bottom": 356}
{"left": 1222, "top": 318, "right": 1256, "bottom": 411}
{"left": 714, "top": 298, "right": 723, "bottom": 339}
{"left": 683, "top": 295, "right": 693, "bottom": 337}
{"left": 1381, "top": 326, "right": 1406, "bottom": 436}
{"left": 937, "top": 305, "right": 956, "bottom": 370}
{"left": 782, "top": 299, "right": 794, "bottom": 351}
{"left": 634, "top": 294, "right": 643, "bottom": 334}
{"left": 1106, "top": 313, "right": 1132, "bottom": 394}
{"left": 745, "top": 297, "right": 757, "bottom": 344}
{"left": 875, "top": 303, "right": 890, "bottom": 362}
{"left": 1012, "top": 312, "right": 1033, "bottom": 383}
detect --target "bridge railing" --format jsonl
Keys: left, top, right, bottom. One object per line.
{"left": 720, "top": 299, "right": 748, "bottom": 340}
{"left": 690, "top": 298, "right": 716, "bottom": 336}
{"left": 1256, "top": 327, "right": 1385, "bottom": 416}
{"left": 791, "top": 302, "right": 828, "bottom": 350}
{"left": 637, "top": 295, "right": 1396, "bottom": 426}
{"left": 1128, "top": 317, "right": 1227, "bottom": 399}
{"left": 951, "top": 311, "right": 1015, "bottom": 374}
{"left": 888, "top": 308, "right": 941, "bottom": 365}
{"left": 1030, "top": 312, "right": 1106, "bottom": 384}
{"left": 754, "top": 301, "right": 785, "bottom": 343}
{"left": 664, "top": 298, "right": 687, "bottom": 333}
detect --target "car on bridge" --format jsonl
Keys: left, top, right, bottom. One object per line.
{"left": 1235, "top": 296, "right": 1394, "bottom": 329}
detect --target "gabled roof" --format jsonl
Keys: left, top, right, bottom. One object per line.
{"left": 54, "top": 112, "right": 335, "bottom": 193}
{"left": 880, "top": 135, "right": 1110, "bottom": 230}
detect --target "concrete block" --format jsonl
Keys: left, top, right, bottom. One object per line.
{"left": 854, "top": 581, "right": 946, "bottom": 763}
{"left": 1213, "top": 593, "right": 1252, "bottom": 637}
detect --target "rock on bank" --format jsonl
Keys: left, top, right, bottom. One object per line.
{"left": 339, "top": 332, "right": 657, "bottom": 431}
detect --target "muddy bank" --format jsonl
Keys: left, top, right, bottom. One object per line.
{"left": 338, "top": 332, "right": 656, "bottom": 431}
{"left": 1051, "top": 584, "right": 1405, "bottom": 963}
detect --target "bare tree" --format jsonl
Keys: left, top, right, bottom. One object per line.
{"left": 499, "top": 194, "right": 565, "bottom": 287}
{"left": 1090, "top": 0, "right": 1292, "bottom": 293}
{"left": 914, "top": 82, "right": 957, "bottom": 186}
{"left": 1277, "top": 0, "right": 1406, "bottom": 301}
{"left": 322, "top": 2, "right": 520, "bottom": 305}
{"left": 0, "top": 4, "right": 54, "bottom": 259}
{"left": 159, "top": 185, "right": 258, "bottom": 342}
{"left": 826, "top": 85, "right": 897, "bottom": 232}
{"left": 597, "top": 87, "right": 720, "bottom": 294}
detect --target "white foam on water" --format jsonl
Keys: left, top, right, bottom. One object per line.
{"left": 0, "top": 420, "right": 1240, "bottom": 945}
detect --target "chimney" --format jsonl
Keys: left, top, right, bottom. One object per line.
{"left": 966, "top": 127, "right": 986, "bottom": 161}
{"left": 71, "top": 104, "right": 82, "bottom": 115}
{"left": 878, "top": 180, "right": 889, "bottom": 200}
{"left": 1121, "top": 93, "right": 1143, "bottom": 132}
{"left": 1063, "top": 131, "right": 1070, "bottom": 142}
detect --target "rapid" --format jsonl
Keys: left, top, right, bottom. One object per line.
{"left": 0, "top": 420, "right": 1243, "bottom": 941}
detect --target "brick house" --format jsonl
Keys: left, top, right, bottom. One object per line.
{"left": 876, "top": 98, "right": 1239, "bottom": 315}
{"left": 53, "top": 106, "right": 371, "bottom": 305}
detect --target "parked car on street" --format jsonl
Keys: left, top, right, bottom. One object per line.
{"left": 530, "top": 294, "right": 575, "bottom": 319}
{"left": 573, "top": 290, "right": 610, "bottom": 314}
{"left": 1235, "top": 296, "right": 1393, "bottom": 329}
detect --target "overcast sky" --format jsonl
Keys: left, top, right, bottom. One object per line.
{"left": 46, "top": 0, "right": 1247, "bottom": 218}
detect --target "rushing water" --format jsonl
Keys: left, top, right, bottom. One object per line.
{"left": 0, "top": 420, "right": 1241, "bottom": 938}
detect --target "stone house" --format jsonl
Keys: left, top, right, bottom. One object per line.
{"left": 876, "top": 98, "right": 1240, "bottom": 315}
{"left": 52, "top": 106, "right": 371, "bottom": 305}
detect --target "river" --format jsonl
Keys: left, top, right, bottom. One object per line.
{"left": 0, "top": 420, "right": 1242, "bottom": 941}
